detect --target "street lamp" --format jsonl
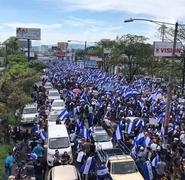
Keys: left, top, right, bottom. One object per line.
{"left": 124, "top": 18, "right": 181, "bottom": 142}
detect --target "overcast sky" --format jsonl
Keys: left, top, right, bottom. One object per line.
{"left": 0, "top": 0, "right": 185, "bottom": 45}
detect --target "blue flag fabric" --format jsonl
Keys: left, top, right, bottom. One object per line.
{"left": 114, "top": 121, "right": 123, "bottom": 141}
{"left": 40, "top": 130, "right": 46, "bottom": 141}
{"left": 143, "top": 160, "right": 154, "bottom": 180}
{"left": 81, "top": 126, "right": 90, "bottom": 139}
{"left": 58, "top": 109, "right": 69, "bottom": 120}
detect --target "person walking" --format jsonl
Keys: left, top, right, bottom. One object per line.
{"left": 34, "top": 159, "right": 43, "bottom": 180}
{"left": 4, "top": 152, "right": 14, "bottom": 180}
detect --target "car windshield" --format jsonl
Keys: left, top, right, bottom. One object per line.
{"left": 49, "top": 137, "right": 69, "bottom": 149}
{"left": 49, "top": 91, "right": 59, "bottom": 96}
{"left": 52, "top": 101, "right": 65, "bottom": 107}
{"left": 111, "top": 161, "right": 137, "bottom": 174}
{"left": 93, "top": 134, "right": 111, "bottom": 142}
{"left": 48, "top": 114, "right": 58, "bottom": 121}
{"left": 23, "top": 108, "right": 37, "bottom": 114}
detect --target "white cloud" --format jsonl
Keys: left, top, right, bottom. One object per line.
{"left": 43, "top": 0, "right": 185, "bottom": 20}
{"left": 4, "top": 22, "right": 62, "bottom": 29}
{"left": 65, "top": 16, "right": 103, "bottom": 27}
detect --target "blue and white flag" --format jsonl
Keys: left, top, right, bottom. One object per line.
{"left": 81, "top": 126, "right": 90, "bottom": 139}
{"left": 152, "top": 155, "right": 160, "bottom": 168}
{"left": 114, "top": 121, "right": 123, "bottom": 141}
{"left": 145, "top": 136, "right": 153, "bottom": 147}
{"left": 125, "top": 120, "right": 135, "bottom": 134}
{"left": 124, "top": 88, "right": 140, "bottom": 98}
{"left": 83, "top": 156, "right": 96, "bottom": 175}
{"left": 143, "top": 160, "right": 154, "bottom": 180}
{"left": 97, "top": 165, "right": 110, "bottom": 179}
{"left": 27, "top": 153, "right": 38, "bottom": 160}
{"left": 134, "top": 132, "right": 145, "bottom": 147}
{"left": 40, "top": 130, "right": 46, "bottom": 141}
{"left": 34, "top": 123, "right": 40, "bottom": 134}
{"left": 58, "top": 109, "right": 69, "bottom": 120}
{"left": 135, "top": 118, "right": 145, "bottom": 129}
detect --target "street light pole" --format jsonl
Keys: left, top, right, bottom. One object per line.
{"left": 164, "top": 22, "right": 178, "bottom": 138}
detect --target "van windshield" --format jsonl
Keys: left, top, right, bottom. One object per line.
{"left": 23, "top": 108, "right": 37, "bottom": 114}
{"left": 49, "top": 137, "right": 69, "bottom": 149}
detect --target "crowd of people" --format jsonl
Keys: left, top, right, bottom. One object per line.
{"left": 4, "top": 61, "right": 185, "bottom": 180}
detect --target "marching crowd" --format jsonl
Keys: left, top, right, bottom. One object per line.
{"left": 4, "top": 61, "right": 185, "bottom": 180}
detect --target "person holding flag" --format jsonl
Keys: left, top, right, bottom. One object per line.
{"left": 96, "top": 162, "right": 112, "bottom": 180}
{"left": 114, "top": 121, "right": 123, "bottom": 142}
{"left": 82, "top": 153, "right": 96, "bottom": 180}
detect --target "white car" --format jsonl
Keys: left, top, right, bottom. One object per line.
{"left": 21, "top": 103, "right": 38, "bottom": 124}
{"left": 51, "top": 99, "right": 65, "bottom": 112}
{"left": 48, "top": 89, "right": 60, "bottom": 102}
{"left": 44, "top": 82, "right": 53, "bottom": 91}
{"left": 92, "top": 127, "right": 113, "bottom": 150}
{"left": 48, "top": 165, "right": 81, "bottom": 180}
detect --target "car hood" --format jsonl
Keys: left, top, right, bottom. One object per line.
{"left": 111, "top": 172, "right": 144, "bottom": 180}
{"left": 47, "top": 147, "right": 72, "bottom": 156}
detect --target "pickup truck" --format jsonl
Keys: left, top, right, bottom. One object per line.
{"left": 97, "top": 148, "right": 144, "bottom": 180}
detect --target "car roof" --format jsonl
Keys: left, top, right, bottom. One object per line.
{"left": 49, "top": 89, "right": 59, "bottom": 92}
{"left": 51, "top": 165, "right": 78, "bottom": 180}
{"left": 48, "top": 111, "right": 59, "bottom": 116}
{"left": 24, "top": 103, "right": 37, "bottom": 108}
{"left": 48, "top": 125, "right": 68, "bottom": 137}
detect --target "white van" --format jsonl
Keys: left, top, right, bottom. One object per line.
{"left": 46, "top": 125, "right": 73, "bottom": 166}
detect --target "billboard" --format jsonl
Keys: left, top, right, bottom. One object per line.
{"left": 57, "top": 42, "right": 68, "bottom": 50}
{"left": 16, "top": 27, "right": 41, "bottom": 40}
{"left": 154, "top": 41, "right": 183, "bottom": 57}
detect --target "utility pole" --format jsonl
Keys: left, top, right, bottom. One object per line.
{"left": 27, "top": 39, "right": 30, "bottom": 61}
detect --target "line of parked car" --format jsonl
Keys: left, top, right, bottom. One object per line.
{"left": 20, "top": 80, "right": 144, "bottom": 180}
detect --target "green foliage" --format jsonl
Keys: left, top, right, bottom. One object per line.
{"left": 109, "top": 34, "right": 153, "bottom": 81}
{"left": 4, "top": 36, "right": 19, "bottom": 55}
{"left": 7, "top": 53, "right": 27, "bottom": 64}
{"left": 28, "top": 60, "right": 47, "bottom": 71}
{"left": 0, "top": 37, "right": 46, "bottom": 123}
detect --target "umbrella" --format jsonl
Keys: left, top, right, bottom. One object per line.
{"left": 73, "top": 88, "right": 81, "bottom": 94}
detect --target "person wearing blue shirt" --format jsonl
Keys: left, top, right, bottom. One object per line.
{"left": 33, "top": 143, "right": 44, "bottom": 158}
{"left": 4, "top": 152, "right": 14, "bottom": 180}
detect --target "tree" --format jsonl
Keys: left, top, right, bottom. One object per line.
{"left": 110, "top": 34, "right": 153, "bottom": 81}
{"left": 4, "top": 36, "right": 19, "bottom": 55}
